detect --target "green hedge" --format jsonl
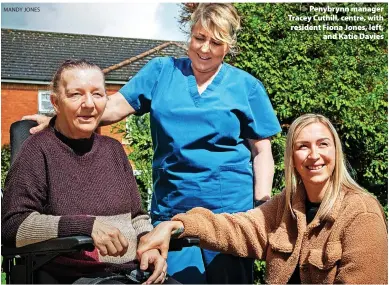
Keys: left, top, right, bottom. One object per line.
{"left": 230, "top": 3, "right": 388, "bottom": 207}
{"left": 1, "top": 144, "right": 11, "bottom": 189}
{"left": 112, "top": 117, "right": 153, "bottom": 211}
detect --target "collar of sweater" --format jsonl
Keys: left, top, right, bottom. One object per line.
{"left": 49, "top": 116, "right": 95, "bottom": 155}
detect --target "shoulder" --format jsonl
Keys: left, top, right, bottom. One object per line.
{"left": 95, "top": 134, "right": 128, "bottom": 158}
{"left": 342, "top": 188, "right": 384, "bottom": 217}
{"left": 137, "top": 57, "right": 165, "bottom": 74}
{"left": 96, "top": 134, "right": 124, "bottom": 149}
{"left": 8, "top": 129, "right": 56, "bottom": 171}
{"left": 172, "top": 56, "right": 190, "bottom": 64}
{"left": 146, "top": 56, "right": 177, "bottom": 68}
{"left": 335, "top": 189, "right": 387, "bottom": 254}
{"left": 224, "top": 63, "right": 260, "bottom": 84}
{"left": 170, "top": 56, "right": 191, "bottom": 70}
{"left": 223, "top": 63, "right": 267, "bottom": 94}
{"left": 224, "top": 63, "right": 254, "bottom": 78}
{"left": 140, "top": 57, "right": 182, "bottom": 77}
{"left": 20, "top": 129, "right": 56, "bottom": 152}
{"left": 336, "top": 188, "right": 386, "bottom": 231}
{"left": 94, "top": 135, "right": 131, "bottom": 169}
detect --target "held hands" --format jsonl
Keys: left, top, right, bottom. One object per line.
{"left": 137, "top": 221, "right": 184, "bottom": 259}
{"left": 91, "top": 220, "right": 129, "bottom": 257}
{"left": 139, "top": 249, "right": 167, "bottom": 284}
{"left": 22, "top": 114, "right": 51, "bottom": 134}
{"left": 137, "top": 221, "right": 184, "bottom": 284}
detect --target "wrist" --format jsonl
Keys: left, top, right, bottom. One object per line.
{"left": 170, "top": 221, "right": 184, "bottom": 237}
{"left": 170, "top": 221, "right": 184, "bottom": 231}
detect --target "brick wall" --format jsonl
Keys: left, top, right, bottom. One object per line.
{"left": 1, "top": 83, "right": 44, "bottom": 145}
{"left": 1, "top": 83, "right": 129, "bottom": 155}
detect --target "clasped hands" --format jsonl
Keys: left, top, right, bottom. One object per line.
{"left": 92, "top": 220, "right": 172, "bottom": 284}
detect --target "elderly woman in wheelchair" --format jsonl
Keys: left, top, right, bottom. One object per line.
{"left": 1, "top": 59, "right": 168, "bottom": 284}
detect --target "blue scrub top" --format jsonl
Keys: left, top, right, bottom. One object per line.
{"left": 120, "top": 57, "right": 281, "bottom": 221}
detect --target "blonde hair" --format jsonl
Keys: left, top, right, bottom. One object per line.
{"left": 284, "top": 114, "right": 365, "bottom": 220}
{"left": 190, "top": 3, "right": 240, "bottom": 54}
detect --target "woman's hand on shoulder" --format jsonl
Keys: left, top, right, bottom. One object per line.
{"left": 22, "top": 114, "right": 51, "bottom": 134}
{"left": 91, "top": 220, "right": 129, "bottom": 257}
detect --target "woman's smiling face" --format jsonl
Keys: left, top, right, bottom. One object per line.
{"left": 188, "top": 21, "right": 229, "bottom": 75}
{"left": 51, "top": 67, "right": 107, "bottom": 139}
{"left": 293, "top": 122, "right": 336, "bottom": 192}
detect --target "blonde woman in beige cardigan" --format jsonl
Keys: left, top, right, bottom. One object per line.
{"left": 137, "top": 113, "right": 388, "bottom": 284}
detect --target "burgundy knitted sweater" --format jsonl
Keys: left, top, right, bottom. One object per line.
{"left": 1, "top": 119, "right": 152, "bottom": 280}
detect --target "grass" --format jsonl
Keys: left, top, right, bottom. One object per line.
{"left": 1, "top": 256, "right": 6, "bottom": 284}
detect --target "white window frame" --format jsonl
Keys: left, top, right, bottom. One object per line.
{"left": 38, "top": 90, "right": 54, "bottom": 114}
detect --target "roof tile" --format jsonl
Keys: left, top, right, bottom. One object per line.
{"left": 1, "top": 29, "right": 188, "bottom": 82}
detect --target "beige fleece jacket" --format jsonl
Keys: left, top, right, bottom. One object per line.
{"left": 172, "top": 187, "right": 388, "bottom": 284}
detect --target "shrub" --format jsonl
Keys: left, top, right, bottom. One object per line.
{"left": 112, "top": 116, "right": 153, "bottom": 211}
{"left": 1, "top": 144, "right": 11, "bottom": 189}
{"left": 230, "top": 3, "right": 388, "bottom": 205}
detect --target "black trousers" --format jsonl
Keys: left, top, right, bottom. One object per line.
{"left": 204, "top": 253, "right": 253, "bottom": 284}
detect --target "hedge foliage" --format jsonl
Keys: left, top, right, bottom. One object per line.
{"left": 1, "top": 144, "right": 11, "bottom": 189}
{"left": 112, "top": 117, "right": 153, "bottom": 211}
{"left": 229, "top": 3, "right": 388, "bottom": 206}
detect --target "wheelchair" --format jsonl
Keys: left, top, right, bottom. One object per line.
{"left": 1, "top": 120, "right": 199, "bottom": 284}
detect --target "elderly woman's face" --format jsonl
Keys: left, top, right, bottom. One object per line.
{"left": 53, "top": 68, "right": 107, "bottom": 139}
{"left": 293, "top": 122, "right": 336, "bottom": 191}
{"left": 188, "top": 21, "right": 229, "bottom": 75}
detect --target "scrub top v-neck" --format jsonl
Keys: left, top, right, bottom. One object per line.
{"left": 120, "top": 57, "right": 281, "bottom": 222}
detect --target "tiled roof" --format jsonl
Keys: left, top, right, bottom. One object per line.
{"left": 1, "top": 29, "right": 188, "bottom": 83}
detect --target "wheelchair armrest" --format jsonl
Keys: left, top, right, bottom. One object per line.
{"left": 168, "top": 236, "right": 200, "bottom": 251}
{"left": 2, "top": 234, "right": 198, "bottom": 256}
{"left": 2, "top": 235, "right": 94, "bottom": 257}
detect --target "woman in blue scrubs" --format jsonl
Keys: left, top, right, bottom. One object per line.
{"left": 25, "top": 4, "right": 281, "bottom": 283}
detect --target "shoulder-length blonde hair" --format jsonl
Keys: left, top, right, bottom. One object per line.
{"left": 284, "top": 114, "right": 365, "bottom": 220}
